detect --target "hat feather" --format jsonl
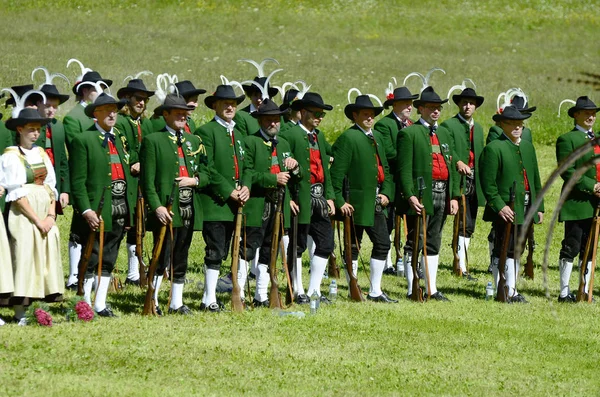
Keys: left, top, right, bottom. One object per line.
{"left": 31, "top": 66, "right": 70, "bottom": 88}
{"left": 238, "top": 58, "right": 280, "bottom": 78}
{"left": 497, "top": 87, "right": 527, "bottom": 112}
{"left": 76, "top": 80, "right": 110, "bottom": 95}
{"left": 123, "top": 70, "right": 153, "bottom": 83}
{"left": 66, "top": 58, "right": 92, "bottom": 82}
{"left": 219, "top": 75, "right": 245, "bottom": 95}
{"left": 404, "top": 68, "right": 446, "bottom": 93}
{"left": 558, "top": 99, "right": 576, "bottom": 117}
{"left": 1, "top": 88, "right": 47, "bottom": 118}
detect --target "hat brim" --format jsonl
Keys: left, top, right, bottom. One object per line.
{"left": 72, "top": 79, "right": 113, "bottom": 95}
{"left": 452, "top": 94, "right": 484, "bottom": 107}
{"left": 242, "top": 85, "right": 279, "bottom": 98}
{"left": 568, "top": 106, "right": 600, "bottom": 118}
{"left": 413, "top": 98, "right": 449, "bottom": 108}
{"left": 383, "top": 94, "right": 419, "bottom": 109}
{"left": 153, "top": 102, "right": 196, "bottom": 116}
{"left": 344, "top": 104, "right": 384, "bottom": 121}
{"left": 5, "top": 116, "right": 51, "bottom": 131}
{"left": 204, "top": 94, "right": 246, "bottom": 109}
{"left": 251, "top": 109, "right": 287, "bottom": 118}
{"left": 84, "top": 100, "right": 124, "bottom": 118}
{"left": 518, "top": 106, "right": 537, "bottom": 113}
{"left": 116, "top": 87, "right": 156, "bottom": 100}
{"left": 180, "top": 89, "right": 207, "bottom": 99}
{"left": 492, "top": 112, "right": 532, "bottom": 122}
{"left": 41, "top": 93, "right": 70, "bottom": 105}
{"left": 291, "top": 99, "right": 334, "bottom": 111}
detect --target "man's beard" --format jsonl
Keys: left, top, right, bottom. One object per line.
{"left": 264, "top": 126, "right": 279, "bottom": 137}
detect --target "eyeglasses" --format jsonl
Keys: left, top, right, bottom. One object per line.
{"left": 424, "top": 105, "right": 443, "bottom": 111}
{"left": 132, "top": 95, "right": 149, "bottom": 102}
{"left": 306, "top": 109, "right": 327, "bottom": 118}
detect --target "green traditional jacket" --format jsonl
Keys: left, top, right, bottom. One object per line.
{"left": 440, "top": 114, "right": 485, "bottom": 205}
{"left": 242, "top": 130, "right": 300, "bottom": 228}
{"left": 279, "top": 123, "right": 334, "bottom": 224}
{"left": 194, "top": 118, "right": 246, "bottom": 222}
{"left": 233, "top": 106, "right": 259, "bottom": 137}
{"left": 480, "top": 135, "right": 543, "bottom": 224}
{"left": 330, "top": 125, "right": 393, "bottom": 227}
{"left": 69, "top": 124, "right": 136, "bottom": 232}
{"left": 396, "top": 122, "right": 460, "bottom": 215}
{"left": 279, "top": 119, "right": 298, "bottom": 133}
{"left": 150, "top": 115, "right": 196, "bottom": 135}
{"left": 556, "top": 127, "right": 599, "bottom": 221}
{"left": 63, "top": 102, "right": 94, "bottom": 148}
{"left": 115, "top": 113, "right": 154, "bottom": 166}
{"left": 140, "top": 128, "right": 209, "bottom": 230}
{"left": 487, "top": 124, "right": 532, "bottom": 144}
{"left": 36, "top": 119, "right": 70, "bottom": 196}
{"left": 0, "top": 120, "right": 14, "bottom": 212}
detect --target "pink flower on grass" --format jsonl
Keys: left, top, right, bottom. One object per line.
{"left": 34, "top": 308, "right": 53, "bottom": 327}
{"left": 74, "top": 301, "right": 94, "bottom": 322}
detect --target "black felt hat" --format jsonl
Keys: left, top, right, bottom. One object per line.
{"left": 242, "top": 76, "right": 278, "bottom": 98}
{"left": 290, "top": 92, "right": 333, "bottom": 111}
{"left": 116, "top": 79, "right": 155, "bottom": 99}
{"left": 204, "top": 85, "right": 246, "bottom": 109}
{"left": 84, "top": 93, "right": 122, "bottom": 118}
{"left": 452, "top": 87, "right": 484, "bottom": 107}
{"left": 5, "top": 108, "right": 51, "bottom": 131}
{"left": 5, "top": 85, "right": 39, "bottom": 107}
{"left": 492, "top": 105, "right": 532, "bottom": 122}
{"left": 251, "top": 98, "right": 286, "bottom": 118}
{"left": 40, "top": 84, "right": 70, "bottom": 105}
{"left": 511, "top": 96, "right": 536, "bottom": 113}
{"left": 383, "top": 87, "right": 419, "bottom": 108}
{"left": 568, "top": 96, "right": 600, "bottom": 118}
{"left": 154, "top": 94, "right": 196, "bottom": 116}
{"left": 344, "top": 95, "right": 384, "bottom": 121}
{"left": 174, "top": 80, "right": 206, "bottom": 99}
{"left": 72, "top": 71, "right": 113, "bottom": 95}
{"left": 413, "top": 86, "right": 449, "bottom": 108}
{"left": 280, "top": 89, "right": 299, "bottom": 111}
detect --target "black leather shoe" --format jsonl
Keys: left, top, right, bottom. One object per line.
{"left": 168, "top": 305, "right": 192, "bottom": 315}
{"left": 462, "top": 272, "right": 478, "bottom": 282}
{"left": 295, "top": 294, "right": 310, "bottom": 304}
{"left": 383, "top": 267, "right": 396, "bottom": 276}
{"left": 96, "top": 307, "right": 117, "bottom": 317}
{"left": 65, "top": 282, "right": 78, "bottom": 291}
{"left": 427, "top": 291, "right": 450, "bottom": 302}
{"left": 558, "top": 293, "right": 576, "bottom": 303}
{"left": 200, "top": 302, "right": 221, "bottom": 312}
{"left": 252, "top": 298, "right": 269, "bottom": 308}
{"left": 509, "top": 294, "right": 528, "bottom": 304}
{"left": 125, "top": 277, "right": 140, "bottom": 286}
{"left": 367, "top": 292, "right": 398, "bottom": 303}
{"left": 155, "top": 306, "right": 164, "bottom": 316}
{"left": 320, "top": 296, "right": 332, "bottom": 304}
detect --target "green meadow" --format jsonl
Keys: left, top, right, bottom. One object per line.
{"left": 1, "top": 1, "right": 600, "bottom": 395}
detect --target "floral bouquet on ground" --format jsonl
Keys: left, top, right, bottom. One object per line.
{"left": 64, "top": 296, "right": 94, "bottom": 322}
{"left": 25, "top": 302, "right": 53, "bottom": 327}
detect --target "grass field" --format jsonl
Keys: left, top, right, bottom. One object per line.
{"left": 1, "top": 1, "right": 600, "bottom": 395}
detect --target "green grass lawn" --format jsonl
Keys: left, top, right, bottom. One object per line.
{"left": 1, "top": 0, "right": 600, "bottom": 395}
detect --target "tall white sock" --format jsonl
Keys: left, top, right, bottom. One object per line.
{"left": 308, "top": 256, "right": 328, "bottom": 297}
{"left": 384, "top": 235, "right": 393, "bottom": 269}
{"left": 255, "top": 263, "right": 269, "bottom": 302}
{"left": 293, "top": 257, "right": 305, "bottom": 296}
{"left": 83, "top": 277, "right": 94, "bottom": 305}
{"left": 94, "top": 276, "right": 111, "bottom": 312}
{"left": 68, "top": 241, "right": 82, "bottom": 285}
{"left": 307, "top": 235, "right": 316, "bottom": 262}
{"left": 238, "top": 259, "right": 248, "bottom": 299}
{"left": 170, "top": 282, "right": 184, "bottom": 310}
{"left": 404, "top": 253, "right": 413, "bottom": 296}
{"left": 369, "top": 258, "right": 385, "bottom": 296}
{"left": 249, "top": 251, "right": 258, "bottom": 276}
{"left": 203, "top": 268, "right": 219, "bottom": 305}
{"left": 492, "top": 257, "right": 499, "bottom": 290}
{"left": 344, "top": 260, "right": 359, "bottom": 290}
{"left": 505, "top": 258, "right": 516, "bottom": 297}
{"left": 423, "top": 255, "right": 439, "bottom": 295}
{"left": 585, "top": 261, "right": 592, "bottom": 294}
{"left": 559, "top": 258, "right": 573, "bottom": 298}
{"left": 458, "top": 237, "right": 470, "bottom": 273}
{"left": 514, "top": 259, "right": 521, "bottom": 294}
{"left": 153, "top": 275, "right": 164, "bottom": 306}
{"left": 126, "top": 244, "right": 140, "bottom": 281}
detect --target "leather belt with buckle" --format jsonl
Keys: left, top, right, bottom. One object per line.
{"left": 310, "top": 183, "right": 324, "bottom": 198}
{"left": 432, "top": 180, "right": 447, "bottom": 193}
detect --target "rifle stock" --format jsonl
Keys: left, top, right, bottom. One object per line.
{"left": 77, "top": 186, "right": 108, "bottom": 296}
{"left": 286, "top": 186, "right": 298, "bottom": 305}
{"left": 524, "top": 224, "right": 535, "bottom": 280}
{"left": 268, "top": 187, "right": 286, "bottom": 309}
{"left": 230, "top": 205, "right": 245, "bottom": 313}
{"left": 342, "top": 179, "right": 363, "bottom": 302}
{"left": 394, "top": 214, "right": 402, "bottom": 267}
{"left": 93, "top": 219, "right": 105, "bottom": 306}
{"left": 496, "top": 181, "right": 516, "bottom": 303}
{"left": 577, "top": 205, "right": 600, "bottom": 302}
{"left": 328, "top": 219, "right": 340, "bottom": 279}
{"left": 142, "top": 181, "right": 178, "bottom": 316}
{"left": 451, "top": 177, "right": 464, "bottom": 277}
{"left": 136, "top": 186, "right": 148, "bottom": 288}
{"left": 409, "top": 177, "right": 426, "bottom": 302}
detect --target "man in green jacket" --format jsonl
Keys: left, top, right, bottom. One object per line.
{"left": 69, "top": 93, "right": 134, "bottom": 317}
{"left": 194, "top": 85, "right": 248, "bottom": 312}
{"left": 441, "top": 87, "right": 485, "bottom": 281}
{"left": 115, "top": 78, "right": 155, "bottom": 286}
{"left": 397, "top": 86, "right": 459, "bottom": 301}
{"left": 279, "top": 92, "right": 335, "bottom": 304}
{"left": 238, "top": 99, "right": 300, "bottom": 306}
{"left": 555, "top": 96, "right": 600, "bottom": 302}
{"left": 480, "top": 106, "right": 544, "bottom": 303}
{"left": 331, "top": 95, "right": 397, "bottom": 303}
{"left": 151, "top": 80, "right": 206, "bottom": 133}
{"left": 233, "top": 77, "right": 278, "bottom": 137}
{"left": 141, "top": 94, "right": 209, "bottom": 314}
{"left": 375, "top": 86, "right": 418, "bottom": 275}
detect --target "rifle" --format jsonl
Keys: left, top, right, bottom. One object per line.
{"left": 394, "top": 214, "right": 403, "bottom": 268}
{"left": 136, "top": 185, "right": 148, "bottom": 288}
{"left": 286, "top": 185, "right": 298, "bottom": 305}
{"left": 230, "top": 204, "right": 245, "bottom": 313}
{"left": 461, "top": 179, "right": 469, "bottom": 274}
{"left": 409, "top": 178, "right": 426, "bottom": 302}
{"left": 328, "top": 219, "right": 340, "bottom": 278}
{"left": 93, "top": 218, "right": 105, "bottom": 306}
{"left": 451, "top": 176, "right": 464, "bottom": 276}
{"left": 142, "top": 181, "right": 178, "bottom": 316}
{"left": 268, "top": 187, "right": 286, "bottom": 309}
{"left": 77, "top": 186, "right": 108, "bottom": 296}
{"left": 523, "top": 224, "right": 535, "bottom": 280}
{"left": 577, "top": 205, "right": 600, "bottom": 302}
{"left": 496, "top": 181, "right": 516, "bottom": 303}
{"left": 343, "top": 179, "right": 364, "bottom": 302}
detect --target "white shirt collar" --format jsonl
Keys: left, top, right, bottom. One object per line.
{"left": 502, "top": 132, "right": 521, "bottom": 146}
{"left": 165, "top": 125, "right": 180, "bottom": 136}
{"left": 575, "top": 124, "right": 593, "bottom": 135}
{"left": 214, "top": 115, "right": 236, "bottom": 133}
{"left": 299, "top": 122, "right": 315, "bottom": 134}
{"left": 457, "top": 113, "right": 474, "bottom": 127}
{"left": 418, "top": 118, "right": 437, "bottom": 129}
{"left": 355, "top": 124, "right": 373, "bottom": 136}
{"left": 95, "top": 123, "right": 114, "bottom": 136}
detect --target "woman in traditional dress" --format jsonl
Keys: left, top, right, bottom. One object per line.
{"left": 1, "top": 108, "right": 63, "bottom": 325}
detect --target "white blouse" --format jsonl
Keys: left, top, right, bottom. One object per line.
{"left": 0, "top": 145, "right": 57, "bottom": 202}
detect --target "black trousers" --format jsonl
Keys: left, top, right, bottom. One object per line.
{"left": 404, "top": 190, "right": 447, "bottom": 256}
{"left": 74, "top": 216, "right": 126, "bottom": 278}
{"left": 458, "top": 193, "right": 478, "bottom": 238}
{"left": 350, "top": 211, "right": 390, "bottom": 261}
{"left": 240, "top": 201, "right": 280, "bottom": 264}
{"left": 292, "top": 210, "right": 334, "bottom": 259}
{"left": 152, "top": 223, "right": 193, "bottom": 283}
{"left": 203, "top": 221, "right": 235, "bottom": 271}
{"left": 491, "top": 219, "right": 525, "bottom": 259}
{"left": 560, "top": 218, "right": 594, "bottom": 260}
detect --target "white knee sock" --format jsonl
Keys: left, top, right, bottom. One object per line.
{"left": 492, "top": 257, "right": 499, "bottom": 290}
{"left": 384, "top": 235, "right": 393, "bottom": 269}
{"left": 203, "top": 268, "right": 219, "bottom": 305}
{"left": 343, "top": 260, "right": 359, "bottom": 289}
{"left": 94, "top": 276, "right": 111, "bottom": 312}
{"left": 170, "top": 282, "right": 184, "bottom": 310}
{"left": 68, "top": 241, "right": 82, "bottom": 285}
{"left": 153, "top": 275, "right": 163, "bottom": 306}
{"left": 404, "top": 253, "right": 413, "bottom": 296}
{"left": 282, "top": 235, "right": 290, "bottom": 261}
{"left": 585, "top": 261, "right": 592, "bottom": 294}
{"left": 458, "top": 237, "right": 470, "bottom": 273}
{"left": 238, "top": 259, "right": 248, "bottom": 299}
{"left": 514, "top": 259, "right": 521, "bottom": 294}
{"left": 293, "top": 257, "right": 305, "bottom": 296}
{"left": 308, "top": 255, "right": 328, "bottom": 297}
{"left": 369, "top": 258, "right": 385, "bottom": 296}
{"left": 255, "top": 263, "right": 269, "bottom": 302}
{"left": 559, "top": 258, "right": 573, "bottom": 298}
{"left": 83, "top": 277, "right": 94, "bottom": 305}
{"left": 423, "top": 255, "right": 439, "bottom": 295}
{"left": 307, "top": 235, "right": 316, "bottom": 262}
{"left": 505, "top": 258, "right": 516, "bottom": 297}
{"left": 126, "top": 244, "right": 140, "bottom": 281}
